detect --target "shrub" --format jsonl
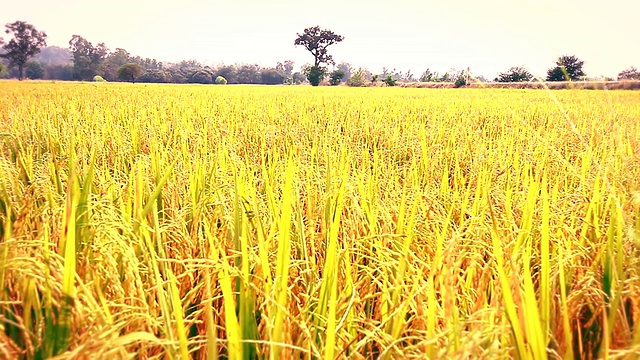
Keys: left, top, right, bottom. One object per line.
{"left": 383, "top": 75, "right": 397, "bottom": 87}
{"left": 93, "top": 75, "right": 107, "bottom": 82}
{"left": 346, "top": 68, "right": 368, "bottom": 87}
{"left": 454, "top": 75, "right": 467, "bottom": 88}
{"left": 215, "top": 76, "right": 228, "bottom": 85}
{"left": 329, "top": 70, "right": 345, "bottom": 86}
{"left": 304, "top": 66, "right": 326, "bottom": 86}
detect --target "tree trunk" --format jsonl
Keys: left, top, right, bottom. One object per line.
{"left": 18, "top": 65, "right": 24, "bottom": 80}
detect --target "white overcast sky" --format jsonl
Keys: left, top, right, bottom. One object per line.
{"left": 2, "top": 0, "right": 638, "bottom": 78}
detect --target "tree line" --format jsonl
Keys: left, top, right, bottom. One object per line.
{"left": 1, "top": 21, "right": 639, "bottom": 85}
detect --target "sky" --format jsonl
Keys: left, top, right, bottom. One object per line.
{"left": 2, "top": 0, "right": 638, "bottom": 79}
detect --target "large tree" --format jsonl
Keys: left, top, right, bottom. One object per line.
{"left": 618, "top": 66, "right": 640, "bottom": 80}
{"left": 495, "top": 67, "right": 533, "bottom": 82}
{"left": 0, "top": 21, "right": 47, "bottom": 80}
{"left": 103, "top": 48, "right": 130, "bottom": 81}
{"left": 117, "top": 63, "right": 144, "bottom": 83}
{"left": 546, "top": 55, "right": 585, "bottom": 81}
{"left": 294, "top": 26, "right": 344, "bottom": 86}
{"left": 69, "top": 35, "right": 108, "bottom": 80}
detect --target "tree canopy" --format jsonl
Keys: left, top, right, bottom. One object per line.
{"left": 69, "top": 35, "right": 108, "bottom": 80}
{"left": 294, "top": 26, "right": 344, "bottom": 67}
{"left": 0, "top": 21, "right": 47, "bottom": 80}
{"left": 546, "top": 55, "right": 585, "bottom": 81}
{"left": 618, "top": 66, "right": 640, "bottom": 80}
{"left": 117, "top": 63, "right": 144, "bottom": 83}
{"left": 495, "top": 67, "right": 533, "bottom": 82}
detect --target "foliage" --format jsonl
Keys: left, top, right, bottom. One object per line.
{"left": 383, "top": 75, "right": 397, "bottom": 86}
{"left": 495, "top": 67, "right": 533, "bottom": 82}
{"left": 103, "top": 48, "right": 130, "bottom": 81}
{"left": 44, "top": 64, "right": 74, "bottom": 81}
{"left": 117, "top": 63, "right": 144, "bottom": 83}
{"left": 25, "top": 61, "right": 44, "bottom": 79}
{"left": 92, "top": 75, "right": 106, "bottom": 82}
{"left": 346, "top": 68, "right": 368, "bottom": 87}
{"left": 276, "top": 60, "right": 295, "bottom": 78}
{"left": 0, "top": 21, "right": 47, "bottom": 80}
{"left": 420, "top": 69, "right": 435, "bottom": 82}
{"left": 138, "top": 70, "right": 169, "bottom": 83}
{"left": 546, "top": 55, "right": 585, "bottom": 81}
{"left": 329, "top": 70, "right": 345, "bottom": 85}
{"left": 189, "top": 69, "right": 213, "bottom": 84}
{"left": 292, "top": 72, "right": 306, "bottom": 84}
{"left": 294, "top": 26, "right": 344, "bottom": 67}
{"left": 260, "top": 68, "right": 286, "bottom": 85}
{"left": 304, "top": 65, "right": 326, "bottom": 86}
{"left": 617, "top": 66, "right": 640, "bottom": 80}
{"left": 215, "top": 76, "right": 228, "bottom": 84}
{"left": 454, "top": 75, "right": 467, "bottom": 88}
{"left": 69, "top": 35, "right": 108, "bottom": 80}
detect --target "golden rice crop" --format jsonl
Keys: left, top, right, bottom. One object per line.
{"left": 1, "top": 81, "right": 640, "bottom": 359}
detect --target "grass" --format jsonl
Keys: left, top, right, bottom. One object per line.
{"left": 0, "top": 81, "right": 639, "bottom": 359}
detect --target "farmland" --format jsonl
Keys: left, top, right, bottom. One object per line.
{"left": 1, "top": 81, "right": 640, "bottom": 359}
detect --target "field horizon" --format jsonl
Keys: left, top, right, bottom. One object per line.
{"left": 1, "top": 82, "right": 639, "bottom": 359}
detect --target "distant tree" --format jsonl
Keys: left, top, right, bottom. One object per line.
{"left": 0, "top": 21, "right": 47, "bottom": 80}
{"left": 346, "top": 68, "right": 368, "bottom": 87}
{"left": 495, "top": 67, "right": 533, "bottom": 82}
{"left": 103, "top": 48, "right": 130, "bottom": 81}
{"left": 44, "top": 64, "right": 73, "bottom": 80}
{"left": 383, "top": 75, "right": 397, "bottom": 87}
{"left": 117, "top": 63, "right": 144, "bottom": 83}
{"left": 294, "top": 26, "right": 344, "bottom": 86}
{"left": 25, "top": 61, "right": 44, "bottom": 79}
{"left": 138, "top": 70, "right": 168, "bottom": 83}
{"left": 329, "top": 69, "right": 345, "bottom": 85}
{"left": 454, "top": 75, "right": 467, "bottom": 88}
{"left": 336, "top": 62, "right": 352, "bottom": 82}
{"left": 618, "top": 66, "right": 640, "bottom": 80}
{"left": 0, "top": 62, "right": 5, "bottom": 78}
{"left": 69, "top": 35, "right": 108, "bottom": 80}
{"left": 292, "top": 71, "right": 306, "bottom": 84}
{"left": 276, "top": 60, "right": 294, "bottom": 77}
{"left": 546, "top": 55, "right": 585, "bottom": 81}
{"left": 170, "top": 71, "right": 188, "bottom": 84}
{"left": 188, "top": 67, "right": 214, "bottom": 84}
{"left": 402, "top": 69, "right": 416, "bottom": 82}
{"left": 420, "top": 69, "right": 435, "bottom": 82}
{"left": 215, "top": 65, "right": 237, "bottom": 84}
{"left": 473, "top": 74, "right": 489, "bottom": 83}
{"left": 261, "top": 68, "right": 285, "bottom": 84}
{"left": 236, "top": 64, "right": 261, "bottom": 84}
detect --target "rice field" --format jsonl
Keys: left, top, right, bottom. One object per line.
{"left": 1, "top": 81, "right": 639, "bottom": 359}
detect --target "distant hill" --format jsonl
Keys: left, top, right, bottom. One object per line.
{"left": 33, "top": 46, "right": 72, "bottom": 66}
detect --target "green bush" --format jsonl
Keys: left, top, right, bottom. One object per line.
{"left": 93, "top": 75, "right": 107, "bottom": 82}
{"left": 383, "top": 75, "right": 396, "bottom": 87}
{"left": 454, "top": 75, "right": 467, "bottom": 88}
{"left": 304, "top": 66, "right": 326, "bottom": 86}
{"left": 215, "top": 76, "right": 228, "bottom": 85}
{"left": 329, "top": 70, "right": 345, "bottom": 86}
